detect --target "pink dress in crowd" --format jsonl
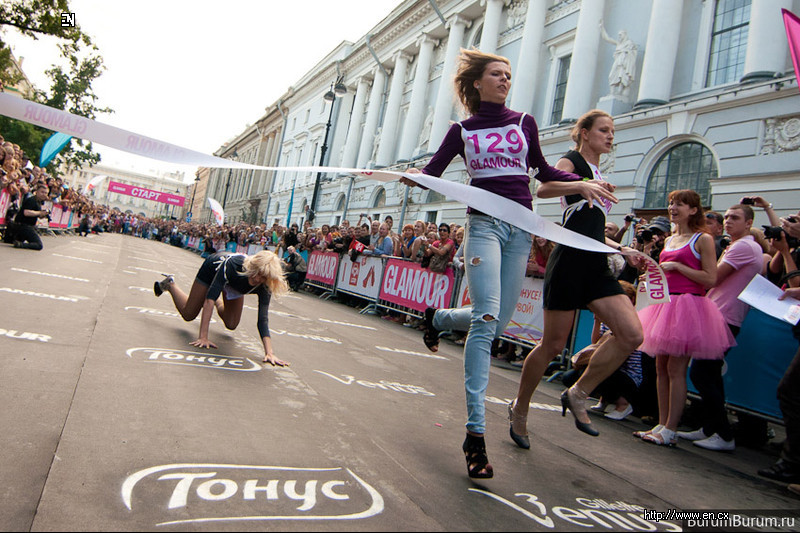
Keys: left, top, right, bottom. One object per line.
{"left": 638, "top": 232, "right": 736, "bottom": 359}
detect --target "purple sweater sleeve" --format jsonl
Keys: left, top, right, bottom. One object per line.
{"left": 523, "top": 115, "right": 581, "bottom": 183}
{"left": 421, "top": 124, "right": 464, "bottom": 177}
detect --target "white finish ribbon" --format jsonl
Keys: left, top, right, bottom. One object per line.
{"left": 1, "top": 94, "right": 669, "bottom": 303}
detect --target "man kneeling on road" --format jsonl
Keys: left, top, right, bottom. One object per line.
{"left": 12, "top": 184, "right": 49, "bottom": 251}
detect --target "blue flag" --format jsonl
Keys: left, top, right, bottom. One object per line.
{"left": 39, "top": 131, "right": 72, "bottom": 166}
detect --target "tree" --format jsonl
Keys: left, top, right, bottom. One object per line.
{"left": 0, "top": 0, "right": 112, "bottom": 174}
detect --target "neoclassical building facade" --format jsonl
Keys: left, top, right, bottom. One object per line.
{"left": 204, "top": 0, "right": 800, "bottom": 238}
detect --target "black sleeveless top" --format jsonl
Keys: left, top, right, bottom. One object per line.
{"left": 560, "top": 150, "right": 607, "bottom": 244}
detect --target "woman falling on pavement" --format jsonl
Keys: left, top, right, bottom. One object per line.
{"left": 154, "top": 250, "right": 290, "bottom": 366}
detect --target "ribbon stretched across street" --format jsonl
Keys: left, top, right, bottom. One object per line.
{"left": 0, "top": 94, "right": 669, "bottom": 304}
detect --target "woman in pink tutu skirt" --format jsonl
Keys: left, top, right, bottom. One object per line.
{"left": 635, "top": 189, "right": 736, "bottom": 446}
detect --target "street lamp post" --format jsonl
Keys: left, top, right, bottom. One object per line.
{"left": 188, "top": 173, "right": 201, "bottom": 222}
{"left": 221, "top": 149, "right": 239, "bottom": 211}
{"left": 171, "top": 188, "right": 180, "bottom": 219}
{"left": 308, "top": 77, "right": 346, "bottom": 224}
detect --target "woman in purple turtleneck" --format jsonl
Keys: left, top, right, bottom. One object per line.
{"left": 403, "top": 49, "right": 617, "bottom": 479}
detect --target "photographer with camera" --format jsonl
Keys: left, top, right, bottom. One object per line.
{"left": 759, "top": 207, "right": 800, "bottom": 484}
{"left": 11, "top": 183, "right": 50, "bottom": 250}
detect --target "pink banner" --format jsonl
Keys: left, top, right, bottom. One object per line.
{"left": 107, "top": 180, "right": 185, "bottom": 206}
{"left": 784, "top": 9, "right": 800, "bottom": 94}
{"left": 0, "top": 189, "right": 9, "bottom": 225}
{"left": 306, "top": 251, "right": 340, "bottom": 285}
{"left": 50, "top": 204, "right": 64, "bottom": 228}
{"left": 59, "top": 206, "right": 71, "bottom": 228}
{"left": 379, "top": 258, "right": 454, "bottom": 312}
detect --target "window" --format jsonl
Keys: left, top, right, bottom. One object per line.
{"left": 372, "top": 188, "right": 386, "bottom": 208}
{"left": 706, "top": 0, "right": 751, "bottom": 86}
{"left": 550, "top": 55, "right": 571, "bottom": 125}
{"left": 644, "top": 142, "right": 717, "bottom": 209}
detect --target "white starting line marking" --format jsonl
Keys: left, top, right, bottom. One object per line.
{"left": 124, "top": 306, "right": 217, "bottom": 323}
{"left": 375, "top": 346, "right": 448, "bottom": 361}
{"left": 129, "top": 256, "right": 160, "bottom": 264}
{"left": 71, "top": 247, "right": 111, "bottom": 254}
{"left": 319, "top": 318, "right": 376, "bottom": 330}
{"left": 52, "top": 253, "right": 103, "bottom": 264}
{"left": 130, "top": 266, "right": 167, "bottom": 274}
{"left": 129, "top": 286, "right": 152, "bottom": 293}
{"left": 122, "top": 270, "right": 137, "bottom": 275}
{"left": 69, "top": 240, "right": 115, "bottom": 249}
{"left": 0, "top": 287, "right": 79, "bottom": 302}
{"left": 10, "top": 267, "right": 89, "bottom": 282}
{"left": 270, "top": 329, "right": 341, "bottom": 344}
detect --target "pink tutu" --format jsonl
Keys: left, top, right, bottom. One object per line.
{"left": 637, "top": 293, "right": 735, "bottom": 359}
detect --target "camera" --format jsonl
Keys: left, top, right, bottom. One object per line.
{"left": 741, "top": 197, "right": 755, "bottom": 205}
{"left": 788, "top": 216, "right": 798, "bottom": 224}
{"left": 763, "top": 225, "right": 783, "bottom": 240}
{"left": 635, "top": 229, "right": 653, "bottom": 244}
{"left": 763, "top": 225, "right": 800, "bottom": 248}
{"left": 720, "top": 236, "right": 731, "bottom": 250}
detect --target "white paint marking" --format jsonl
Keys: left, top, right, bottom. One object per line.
{"left": 375, "top": 346, "right": 447, "bottom": 361}
{"left": 11, "top": 267, "right": 89, "bottom": 282}
{"left": 0, "top": 287, "right": 78, "bottom": 302}
{"left": 52, "top": 253, "right": 102, "bottom": 264}
{"left": 319, "top": 318, "right": 376, "bottom": 330}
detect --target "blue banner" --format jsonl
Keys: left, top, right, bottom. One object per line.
{"left": 39, "top": 132, "right": 72, "bottom": 167}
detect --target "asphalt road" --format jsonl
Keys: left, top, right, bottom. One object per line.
{"left": 1, "top": 233, "right": 799, "bottom": 532}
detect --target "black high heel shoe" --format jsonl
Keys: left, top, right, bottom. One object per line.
{"left": 507, "top": 399, "right": 530, "bottom": 449}
{"left": 462, "top": 433, "right": 493, "bottom": 479}
{"left": 561, "top": 388, "right": 599, "bottom": 437}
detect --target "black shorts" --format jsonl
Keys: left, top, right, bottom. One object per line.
{"left": 195, "top": 252, "right": 232, "bottom": 286}
{"left": 543, "top": 244, "right": 624, "bottom": 311}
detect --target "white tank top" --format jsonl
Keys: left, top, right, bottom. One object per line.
{"left": 459, "top": 114, "right": 529, "bottom": 183}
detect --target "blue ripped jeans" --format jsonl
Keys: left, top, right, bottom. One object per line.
{"left": 432, "top": 215, "right": 531, "bottom": 434}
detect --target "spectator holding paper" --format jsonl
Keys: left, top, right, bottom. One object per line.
{"left": 400, "top": 49, "right": 615, "bottom": 479}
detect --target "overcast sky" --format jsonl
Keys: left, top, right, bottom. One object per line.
{"left": 5, "top": 0, "right": 402, "bottom": 182}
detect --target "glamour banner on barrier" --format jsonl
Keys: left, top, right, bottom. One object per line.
{"left": 306, "top": 251, "right": 339, "bottom": 285}
{"left": 379, "top": 259, "right": 454, "bottom": 312}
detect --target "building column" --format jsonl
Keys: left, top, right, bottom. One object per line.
{"left": 377, "top": 51, "right": 411, "bottom": 166}
{"left": 635, "top": 0, "right": 684, "bottom": 109}
{"left": 509, "top": 0, "right": 547, "bottom": 112}
{"left": 742, "top": 0, "right": 793, "bottom": 83}
{"left": 560, "top": 0, "right": 606, "bottom": 122}
{"left": 399, "top": 35, "right": 438, "bottom": 160}
{"left": 341, "top": 77, "right": 370, "bottom": 169}
{"left": 479, "top": 0, "right": 508, "bottom": 55}
{"left": 357, "top": 67, "right": 387, "bottom": 168}
{"left": 429, "top": 14, "right": 471, "bottom": 152}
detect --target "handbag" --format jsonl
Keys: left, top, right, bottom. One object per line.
{"left": 428, "top": 252, "right": 449, "bottom": 273}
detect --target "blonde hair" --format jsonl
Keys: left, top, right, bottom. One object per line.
{"left": 454, "top": 48, "right": 511, "bottom": 116}
{"left": 242, "top": 250, "right": 289, "bottom": 297}
{"left": 571, "top": 109, "right": 613, "bottom": 151}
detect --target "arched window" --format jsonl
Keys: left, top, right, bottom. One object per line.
{"left": 372, "top": 188, "right": 386, "bottom": 208}
{"left": 424, "top": 190, "right": 446, "bottom": 204}
{"left": 335, "top": 194, "right": 345, "bottom": 212}
{"left": 644, "top": 142, "right": 717, "bottom": 208}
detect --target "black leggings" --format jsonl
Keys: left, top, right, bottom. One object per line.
{"left": 689, "top": 324, "right": 740, "bottom": 441}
